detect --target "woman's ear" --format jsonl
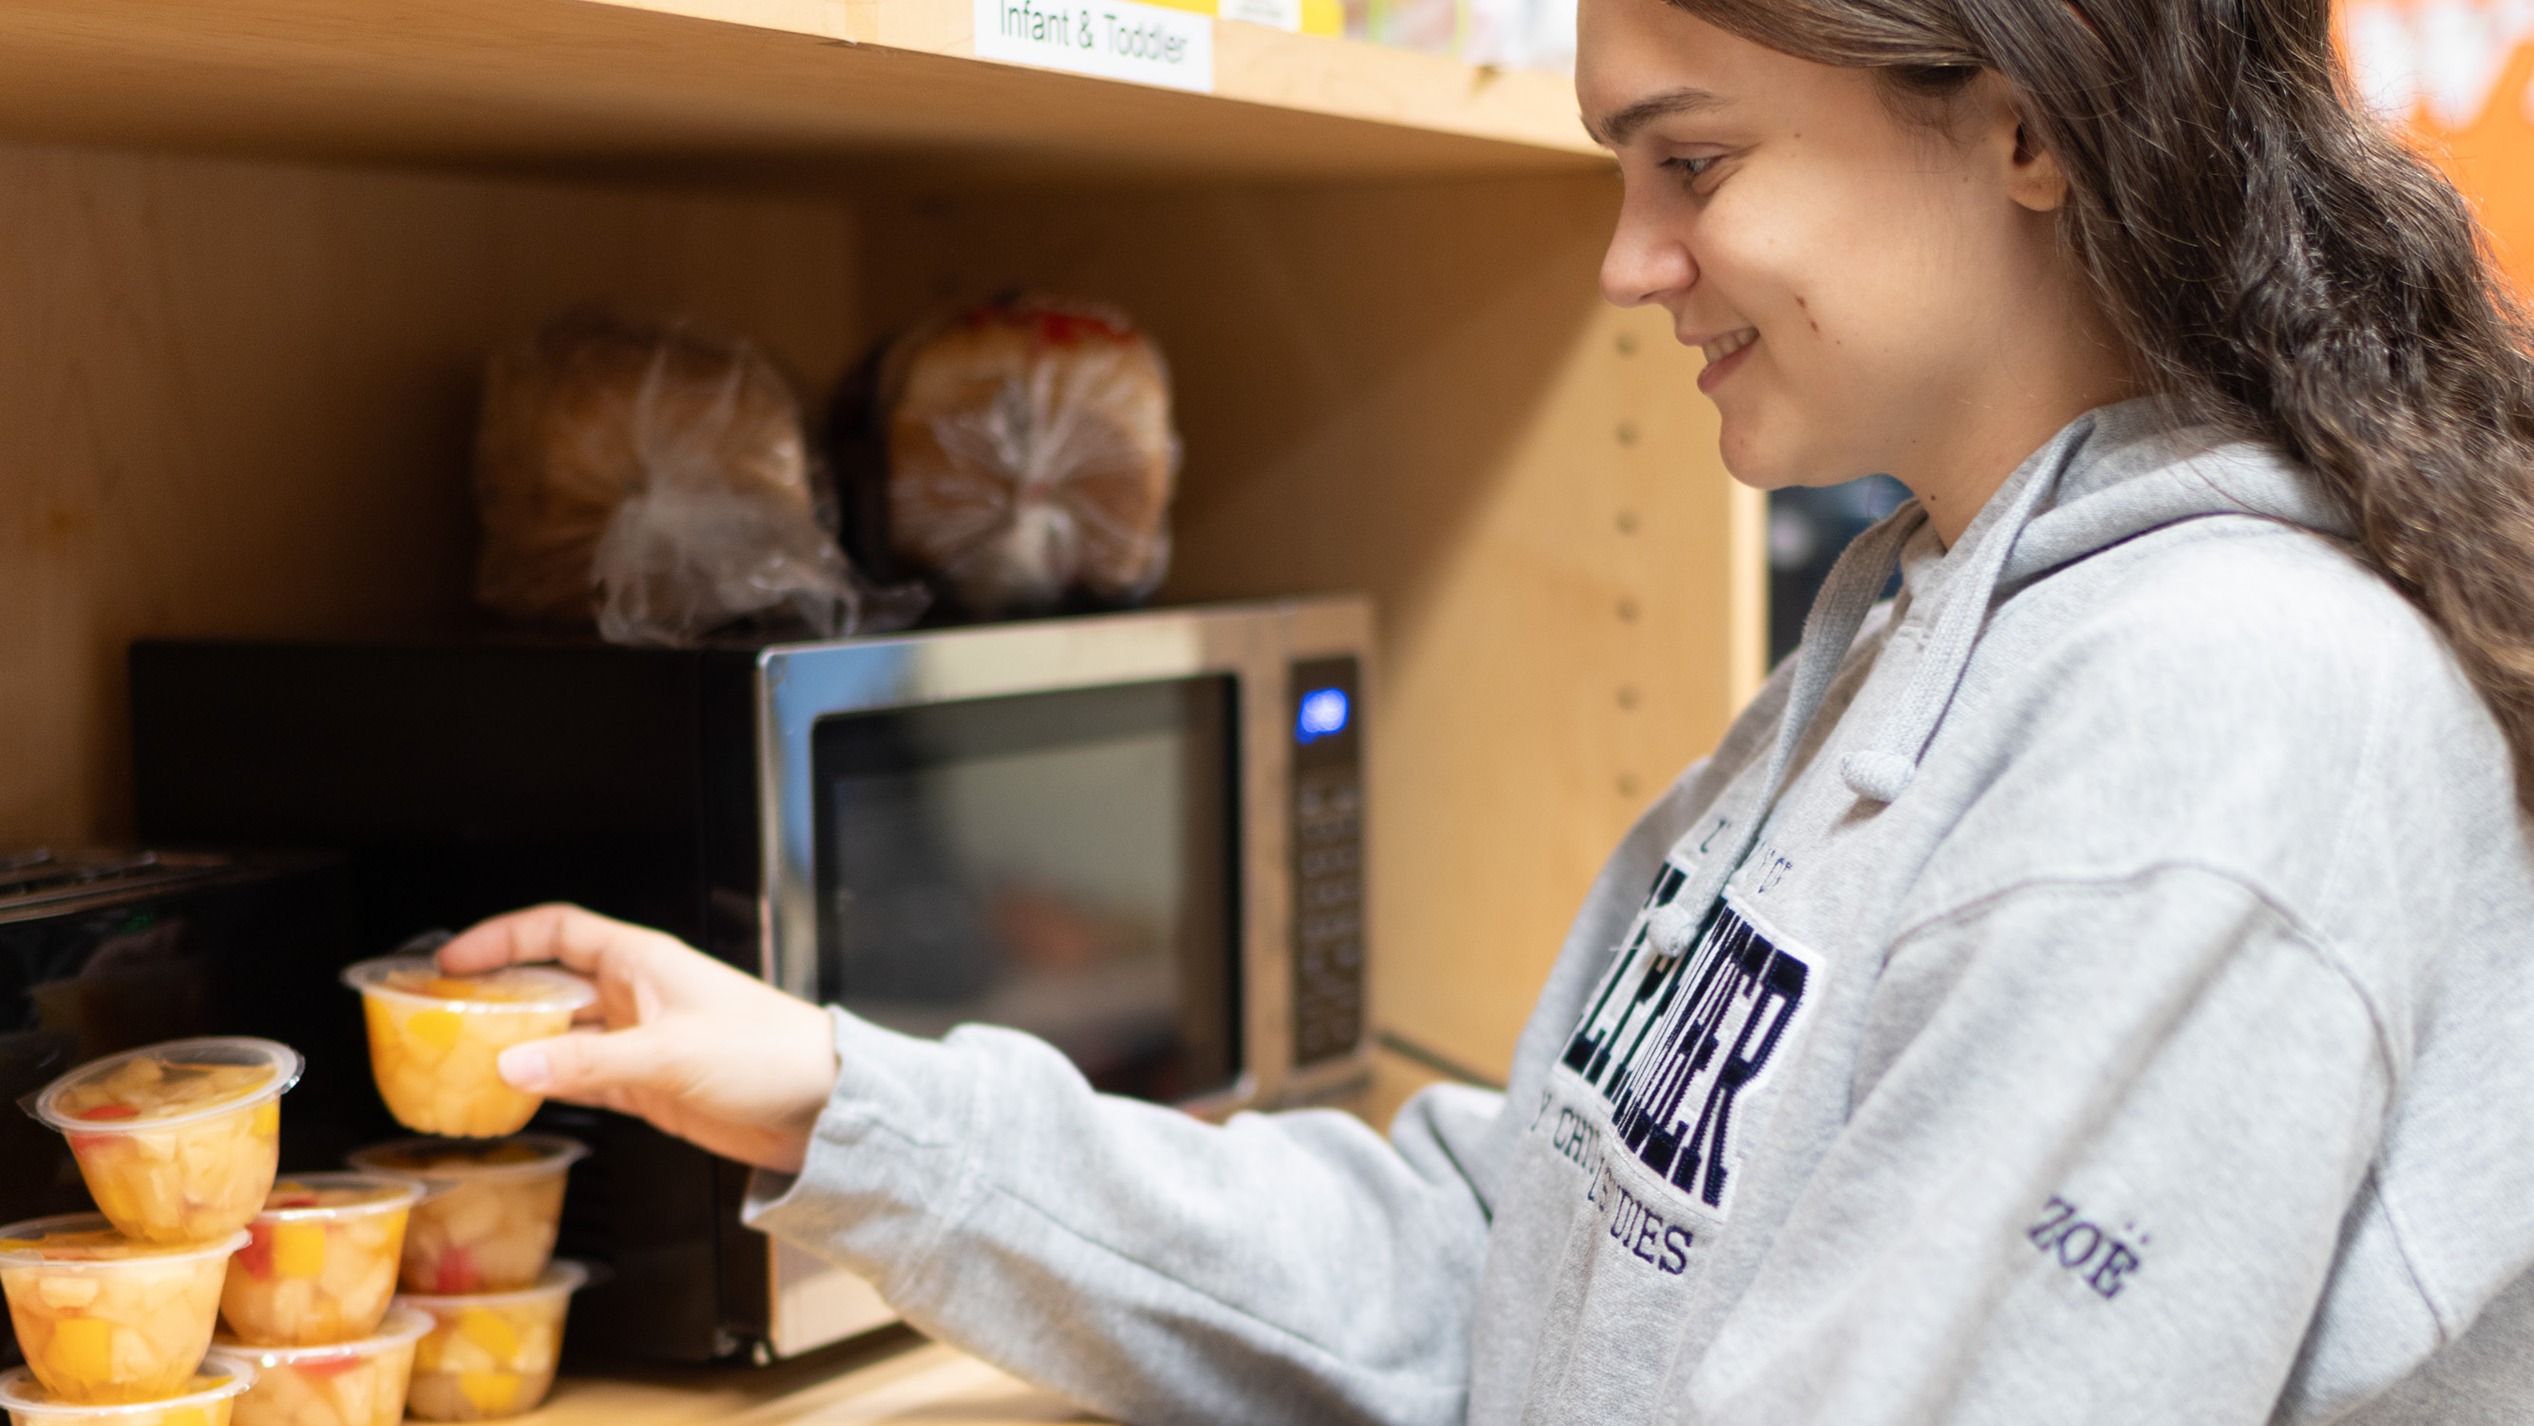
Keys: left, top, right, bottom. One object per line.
{"left": 1971, "top": 71, "right": 2067, "bottom": 213}
{"left": 2007, "top": 118, "right": 2070, "bottom": 212}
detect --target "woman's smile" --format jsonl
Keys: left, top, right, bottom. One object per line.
{"left": 1694, "top": 326, "right": 1758, "bottom": 392}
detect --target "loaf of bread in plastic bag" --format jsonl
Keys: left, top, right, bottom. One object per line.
{"left": 473, "top": 310, "right": 920, "bottom": 645}
{"left": 865, "top": 296, "right": 1178, "bottom": 618}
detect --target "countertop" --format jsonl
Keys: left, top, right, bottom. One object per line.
{"left": 540, "top": 1330, "right": 1104, "bottom": 1425}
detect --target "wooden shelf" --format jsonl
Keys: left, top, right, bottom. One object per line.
{"left": 0, "top": 0, "right": 1605, "bottom": 182}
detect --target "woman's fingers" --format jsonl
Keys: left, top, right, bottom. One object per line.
{"left": 497, "top": 1025, "right": 665, "bottom": 1102}
{"left": 435, "top": 903, "right": 570, "bottom": 973}
{"left": 438, "top": 903, "right": 635, "bottom": 978}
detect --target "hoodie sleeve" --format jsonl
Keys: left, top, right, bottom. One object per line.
{"left": 1684, "top": 864, "right": 2396, "bottom": 1426}
{"left": 743, "top": 1010, "right": 1504, "bottom": 1426}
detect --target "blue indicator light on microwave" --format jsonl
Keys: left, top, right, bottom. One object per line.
{"left": 1296, "top": 688, "right": 1350, "bottom": 743}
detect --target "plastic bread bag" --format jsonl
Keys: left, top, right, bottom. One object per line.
{"left": 473, "top": 310, "right": 925, "bottom": 646}
{"left": 830, "top": 294, "right": 1180, "bottom": 621}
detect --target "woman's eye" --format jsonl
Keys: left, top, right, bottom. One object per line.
{"left": 1658, "top": 155, "right": 1720, "bottom": 189}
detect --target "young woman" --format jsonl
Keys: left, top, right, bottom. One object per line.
{"left": 439, "top": 0, "right": 2534, "bottom": 1417}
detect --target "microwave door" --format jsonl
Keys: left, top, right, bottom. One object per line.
{"left": 807, "top": 676, "right": 1243, "bottom": 1107}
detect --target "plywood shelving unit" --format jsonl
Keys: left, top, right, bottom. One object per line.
{"left": 0, "top": 0, "right": 1598, "bottom": 179}
{"left": 0, "top": 0, "right": 1760, "bottom": 1089}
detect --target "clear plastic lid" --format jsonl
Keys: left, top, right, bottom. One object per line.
{"left": 215, "top": 1305, "right": 433, "bottom": 1367}
{"left": 0, "top": 1213, "right": 249, "bottom": 1270}
{"left": 0, "top": 1361, "right": 254, "bottom": 1419}
{"left": 341, "top": 957, "right": 596, "bottom": 1014}
{"left": 395, "top": 1258, "right": 589, "bottom": 1309}
{"left": 346, "top": 1134, "right": 588, "bottom": 1184}
{"left": 256, "top": 1172, "right": 427, "bottom": 1220}
{"left": 26, "top": 1037, "right": 302, "bottom": 1133}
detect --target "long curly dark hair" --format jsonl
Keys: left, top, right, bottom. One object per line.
{"left": 1671, "top": 0, "right": 2534, "bottom": 808}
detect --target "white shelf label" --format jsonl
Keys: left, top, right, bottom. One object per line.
{"left": 974, "top": 0, "right": 1216, "bottom": 93}
{"left": 1218, "top": 0, "right": 1302, "bottom": 29}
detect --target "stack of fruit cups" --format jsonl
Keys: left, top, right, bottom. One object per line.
{"left": 213, "top": 1174, "right": 432, "bottom": 1426}
{"left": 6, "top": 1037, "right": 303, "bottom": 1426}
{"left": 341, "top": 958, "right": 596, "bottom": 1422}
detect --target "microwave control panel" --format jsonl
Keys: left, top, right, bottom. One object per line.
{"left": 1289, "top": 656, "right": 1366, "bottom": 1068}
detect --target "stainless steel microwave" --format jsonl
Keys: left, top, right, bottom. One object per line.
{"left": 129, "top": 595, "right": 1374, "bottom": 1363}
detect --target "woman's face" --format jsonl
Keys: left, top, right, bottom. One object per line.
{"left": 1579, "top": 0, "right": 2115, "bottom": 506}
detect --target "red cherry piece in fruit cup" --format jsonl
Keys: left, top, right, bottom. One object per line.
{"left": 434, "top": 1247, "right": 477, "bottom": 1295}
{"left": 236, "top": 1223, "right": 275, "bottom": 1280}
{"left": 75, "top": 1104, "right": 139, "bottom": 1121}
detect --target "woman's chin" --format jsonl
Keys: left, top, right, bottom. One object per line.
{"left": 1715, "top": 420, "right": 1804, "bottom": 492}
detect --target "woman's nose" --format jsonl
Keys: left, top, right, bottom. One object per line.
{"left": 1599, "top": 195, "right": 1697, "bottom": 309}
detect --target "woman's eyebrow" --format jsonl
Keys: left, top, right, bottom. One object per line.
{"left": 1588, "top": 87, "right": 1731, "bottom": 146}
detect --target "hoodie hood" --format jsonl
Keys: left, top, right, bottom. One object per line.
{"left": 1837, "top": 399, "right": 2350, "bottom": 804}
{"left": 1646, "top": 398, "right": 2344, "bottom": 959}
{"left": 1993, "top": 398, "right": 2351, "bottom": 593}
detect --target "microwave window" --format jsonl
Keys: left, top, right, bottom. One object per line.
{"left": 811, "top": 677, "right": 1240, "bottom": 1104}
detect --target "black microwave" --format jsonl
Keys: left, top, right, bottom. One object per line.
{"left": 128, "top": 596, "right": 1374, "bottom": 1363}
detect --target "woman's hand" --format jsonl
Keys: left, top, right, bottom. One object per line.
{"left": 437, "top": 904, "right": 839, "bottom": 1173}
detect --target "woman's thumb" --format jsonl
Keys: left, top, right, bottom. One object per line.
{"left": 499, "top": 1029, "right": 653, "bottom": 1101}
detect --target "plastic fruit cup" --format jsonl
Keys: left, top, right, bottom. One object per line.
{"left": 343, "top": 1137, "right": 584, "bottom": 1296}
{"left": 0, "top": 1360, "right": 255, "bottom": 1426}
{"left": 219, "top": 1305, "right": 429, "bottom": 1426}
{"left": 220, "top": 1175, "right": 425, "bottom": 1348}
{"left": 398, "top": 1261, "right": 586, "bottom": 1421}
{"left": 27, "top": 1039, "right": 302, "bottom": 1245}
{"left": 341, "top": 960, "right": 593, "bottom": 1138}
{"left": 0, "top": 1216, "right": 249, "bottom": 1405}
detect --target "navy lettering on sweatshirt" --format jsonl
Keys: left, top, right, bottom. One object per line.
{"left": 2026, "top": 1194, "right": 2148, "bottom": 1300}
{"left": 1560, "top": 869, "right": 1812, "bottom": 1215}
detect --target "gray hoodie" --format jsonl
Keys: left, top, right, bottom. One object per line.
{"left": 749, "top": 401, "right": 2534, "bottom": 1425}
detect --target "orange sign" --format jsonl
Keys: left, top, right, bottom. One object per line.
{"left": 2341, "top": 0, "right": 2534, "bottom": 294}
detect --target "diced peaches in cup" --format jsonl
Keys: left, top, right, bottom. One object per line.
{"left": 27, "top": 1039, "right": 301, "bottom": 1245}
{"left": 341, "top": 960, "right": 593, "bottom": 1138}
{"left": 219, "top": 1305, "right": 428, "bottom": 1426}
{"left": 398, "top": 1261, "right": 586, "bottom": 1421}
{"left": 343, "top": 1138, "right": 584, "bottom": 1296}
{"left": 0, "top": 1359, "right": 254, "bottom": 1426}
{"left": 220, "top": 1176, "right": 424, "bottom": 1348}
{"left": 0, "top": 1216, "right": 248, "bottom": 1406}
